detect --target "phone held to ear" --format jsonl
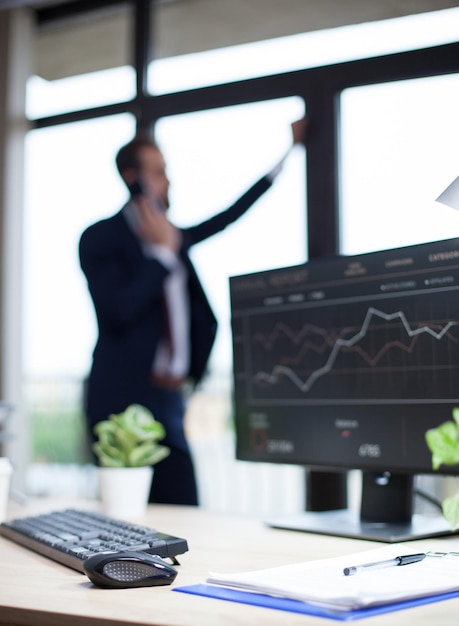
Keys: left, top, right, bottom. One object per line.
{"left": 128, "top": 179, "right": 144, "bottom": 198}
{"left": 128, "top": 179, "right": 166, "bottom": 213}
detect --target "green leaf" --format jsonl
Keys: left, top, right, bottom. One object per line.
{"left": 425, "top": 420, "right": 459, "bottom": 469}
{"left": 425, "top": 409, "right": 459, "bottom": 531}
{"left": 93, "top": 420, "right": 117, "bottom": 438}
{"left": 113, "top": 405, "right": 165, "bottom": 442}
{"left": 92, "top": 441, "right": 125, "bottom": 467}
{"left": 128, "top": 442, "right": 170, "bottom": 467}
{"left": 442, "top": 495, "right": 459, "bottom": 530}
{"left": 92, "top": 403, "right": 169, "bottom": 467}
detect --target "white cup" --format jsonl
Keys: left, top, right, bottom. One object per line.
{"left": 0, "top": 457, "right": 13, "bottom": 523}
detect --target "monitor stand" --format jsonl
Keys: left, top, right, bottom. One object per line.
{"left": 265, "top": 471, "right": 456, "bottom": 542}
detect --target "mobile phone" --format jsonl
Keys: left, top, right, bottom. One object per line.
{"left": 128, "top": 179, "right": 166, "bottom": 213}
{"left": 127, "top": 179, "right": 143, "bottom": 198}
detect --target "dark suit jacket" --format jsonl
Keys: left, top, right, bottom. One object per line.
{"left": 79, "top": 175, "right": 273, "bottom": 427}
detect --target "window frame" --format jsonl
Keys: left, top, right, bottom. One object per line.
{"left": 33, "top": 2, "right": 459, "bottom": 260}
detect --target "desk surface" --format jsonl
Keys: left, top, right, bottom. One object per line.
{"left": 1, "top": 500, "right": 459, "bottom": 626}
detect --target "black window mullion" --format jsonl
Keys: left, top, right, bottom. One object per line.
{"left": 306, "top": 88, "right": 341, "bottom": 259}
{"left": 132, "top": 0, "right": 154, "bottom": 134}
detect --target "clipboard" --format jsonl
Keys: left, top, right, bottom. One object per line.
{"left": 174, "top": 584, "right": 459, "bottom": 621}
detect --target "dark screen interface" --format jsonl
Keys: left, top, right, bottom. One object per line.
{"left": 230, "top": 238, "right": 459, "bottom": 475}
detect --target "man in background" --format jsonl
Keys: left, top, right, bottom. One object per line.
{"left": 79, "top": 118, "right": 307, "bottom": 505}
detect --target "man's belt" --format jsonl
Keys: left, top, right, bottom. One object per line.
{"left": 151, "top": 374, "right": 185, "bottom": 390}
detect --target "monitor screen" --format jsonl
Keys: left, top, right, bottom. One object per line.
{"left": 229, "top": 237, "right": 459, "bottom": 541}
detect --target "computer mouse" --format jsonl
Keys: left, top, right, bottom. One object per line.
{"left": 82, "top": 551, "right": 178, "bottom": 589}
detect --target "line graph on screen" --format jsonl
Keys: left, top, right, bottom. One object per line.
{"left": 242, "top": 293, "right": 459, "bottom": 402}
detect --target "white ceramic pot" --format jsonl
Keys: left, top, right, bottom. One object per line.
{"left": 98, "top": 466, "right": 153, "bottom": 518}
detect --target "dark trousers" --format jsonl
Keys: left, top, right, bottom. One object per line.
{"left": 85, "top": 379, "right": 199, "bottom": 507}
{"left": 146, "top": 385, "right": 199, "bottom": 506}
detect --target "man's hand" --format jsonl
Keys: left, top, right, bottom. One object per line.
{"left": 134, "top": 196, "right": 181, "bottom": 253}
{"left": 291, "top": 116, "right": 308, "bottom": 145}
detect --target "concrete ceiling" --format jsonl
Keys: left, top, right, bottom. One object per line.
{"left": 1, "top": 0, "right": 458, "bottom": 80}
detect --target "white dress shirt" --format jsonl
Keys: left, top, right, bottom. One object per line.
{"left": 123, "top": 202, "right": 190, "bottom": 379}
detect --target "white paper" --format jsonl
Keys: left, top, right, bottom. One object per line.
{"left": 207, "top": 544, "right": 459, "bottom": 611}
{"left": 437, "top": 176, "right": 459, "bottom": 211}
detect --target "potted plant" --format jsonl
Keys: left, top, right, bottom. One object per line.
{"left": 425, "top": 407, "right": 459, "bottom": 530}
{"left": 93, "top": 404, "right": 170, "bottom": 517}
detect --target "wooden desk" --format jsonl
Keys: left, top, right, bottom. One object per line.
{"left": 1, "top": 500, "right": 458, "bottom": 626}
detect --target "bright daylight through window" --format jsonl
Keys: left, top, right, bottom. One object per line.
{"left": 22, "top": 7, "right": 459, "bottom": 509}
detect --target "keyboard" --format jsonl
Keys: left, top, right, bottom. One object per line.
{"left": 0, "top": 508, "right": 188, "bottom": 573}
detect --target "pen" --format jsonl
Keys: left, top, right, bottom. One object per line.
{"left": 343, "top": 553, "right": 426, "bottom": 576}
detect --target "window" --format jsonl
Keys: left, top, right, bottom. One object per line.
{"left": 156, "top": 97, "right": 306, "bottom": 373}
{"left": 340, "top": 74, "right": 459, "bottom": 255}
{"left": 23, "top": 114, "right": 135, "bottom": 493}
{"left": 15, "top": 3, "right": 459, "bottom": 510}
{"left": 24, "top": 115, "right": 135, "bottom": 378}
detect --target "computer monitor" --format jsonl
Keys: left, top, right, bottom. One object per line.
{"left": 229, "top": 237, "right": 459, "bottom": 542}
